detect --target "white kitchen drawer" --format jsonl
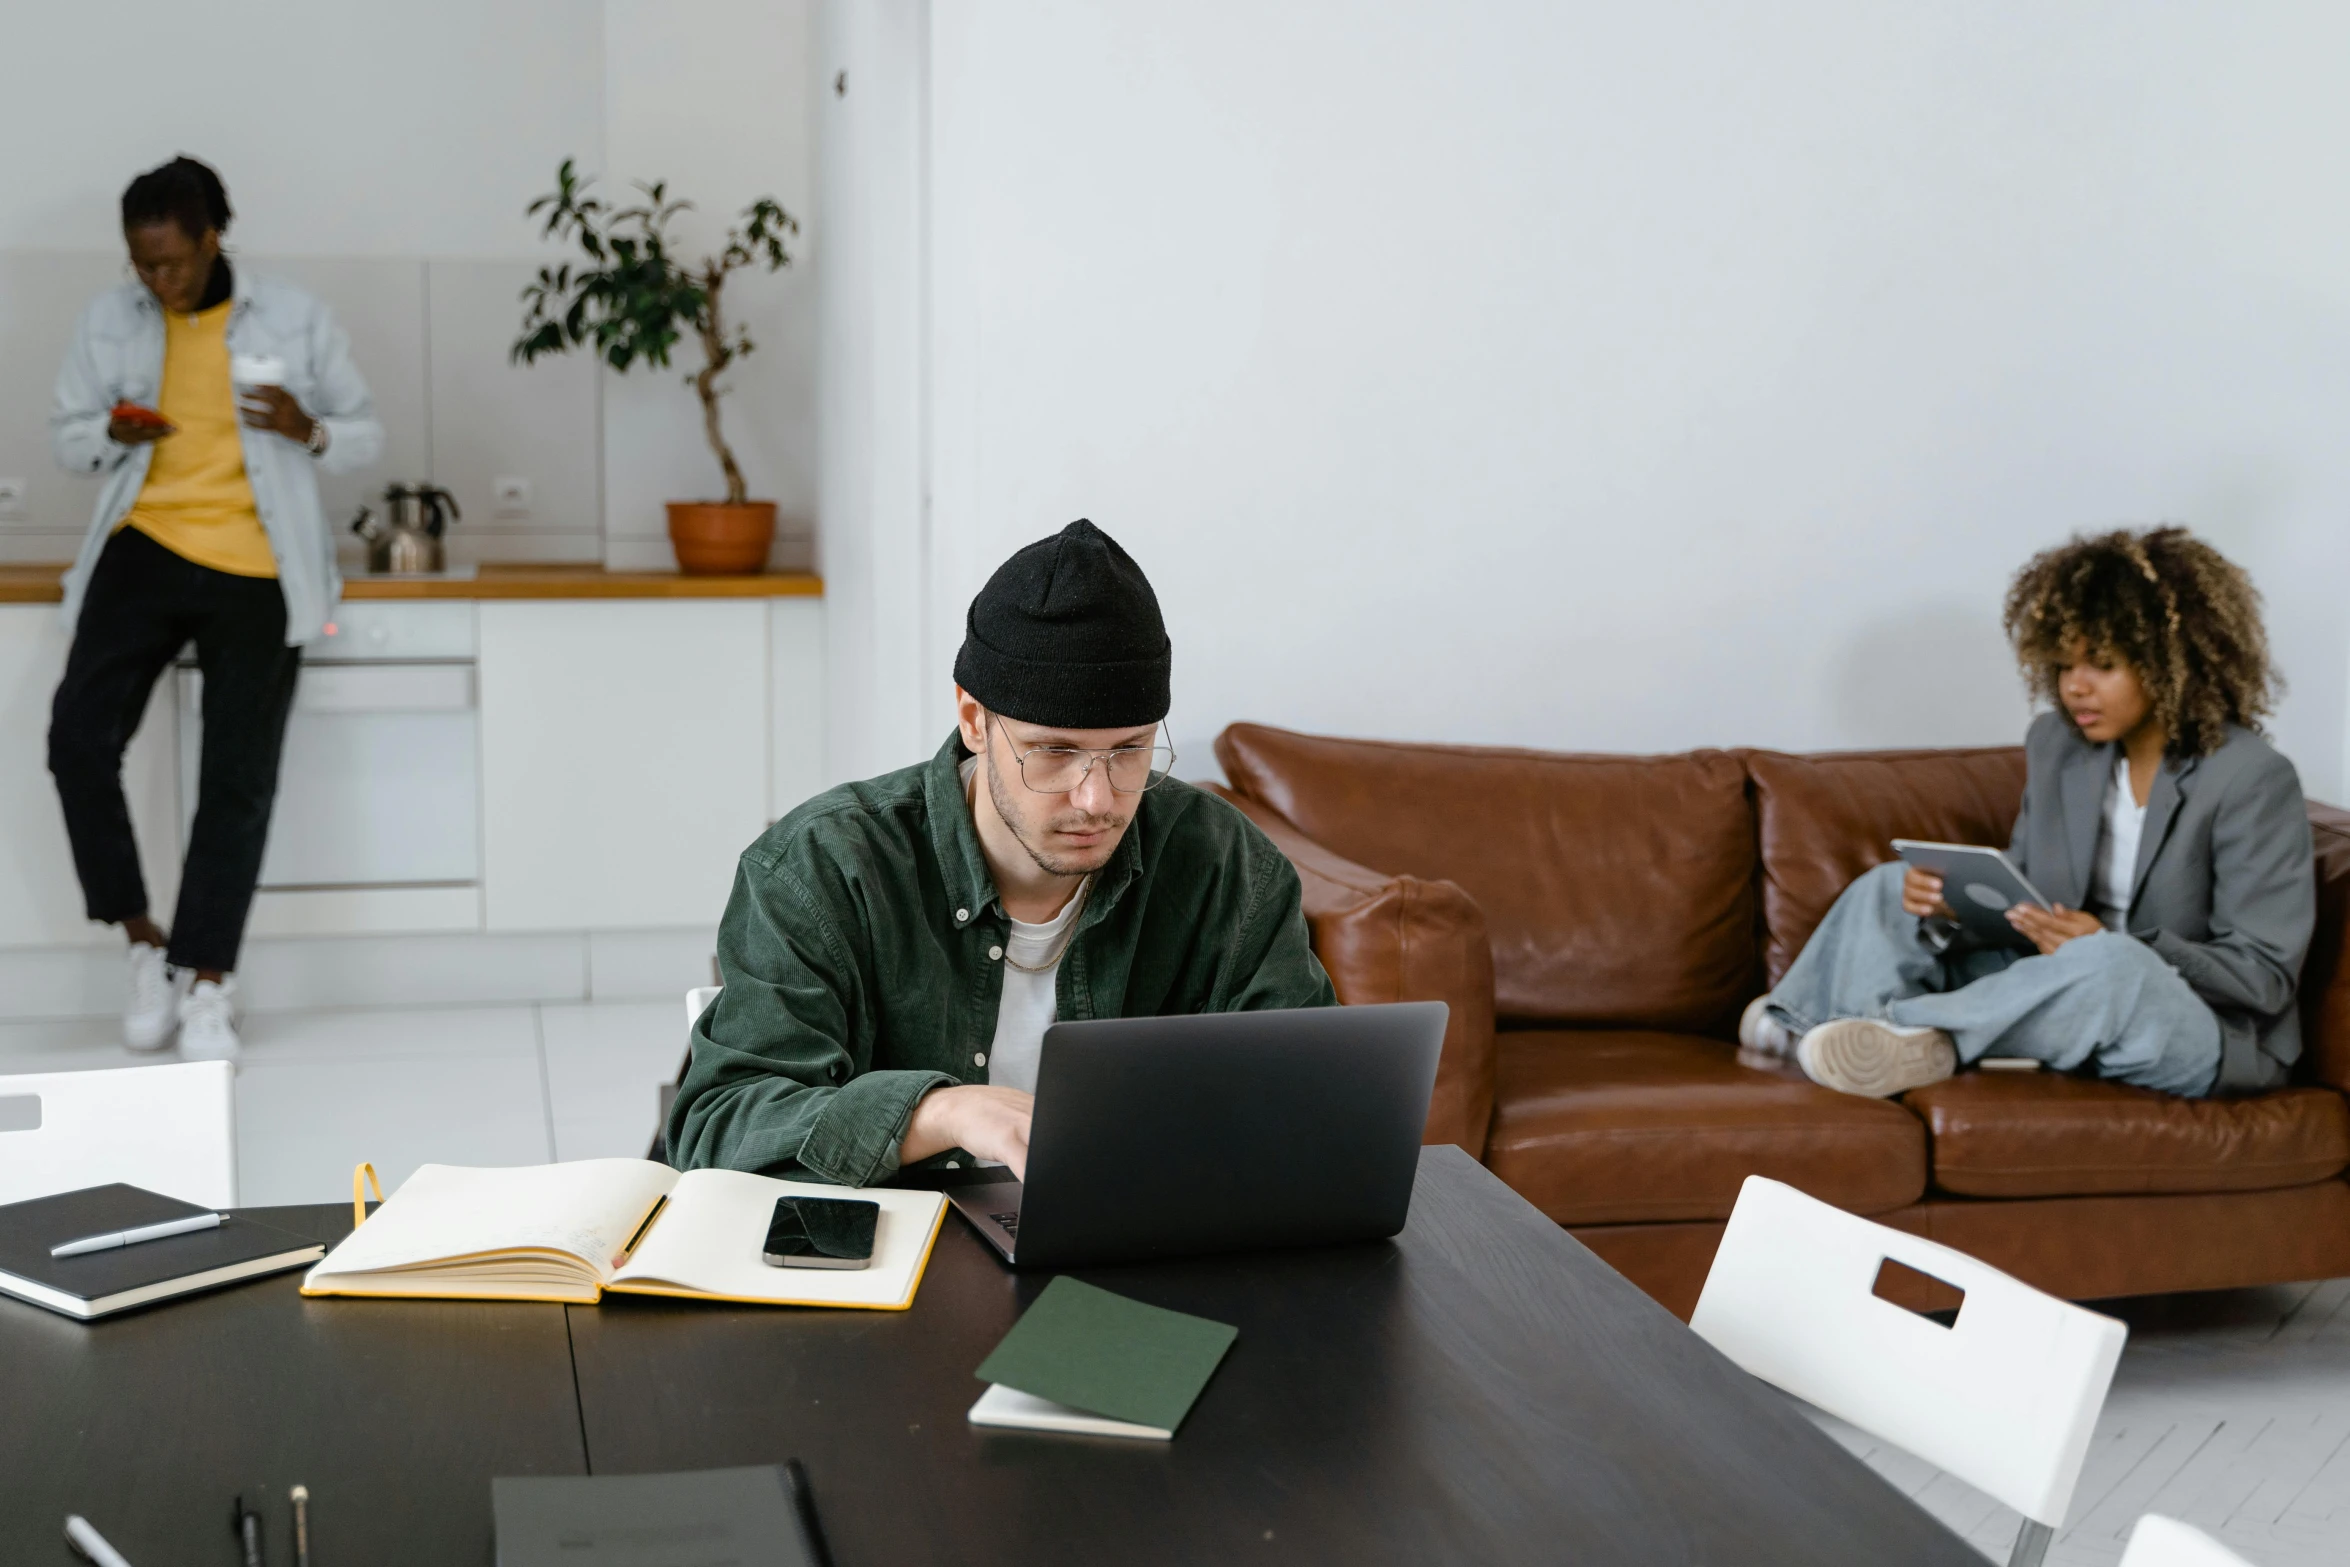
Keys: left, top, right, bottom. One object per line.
{"left": 312, "top": 601, "right": 476, "bottom": 661}
{"left": 178, "top": 660, "right": 482, "bottom": 889}
{"left": 182, "top": 663, "right": 475, "bottom": 715}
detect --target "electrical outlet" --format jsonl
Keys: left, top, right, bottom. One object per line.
{"left": 0, "top": 478, "right": 25, "bottom": 521}
{"left": 492, "top": 476, "right": 532, "bottom": 518}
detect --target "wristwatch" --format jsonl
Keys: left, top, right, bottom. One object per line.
{"left": 304, "top": 418, "right": 330, "bottom": 456}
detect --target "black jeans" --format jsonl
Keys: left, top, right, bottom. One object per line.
{"left": 47, "top": 527, "right": 302, "bottom": 974}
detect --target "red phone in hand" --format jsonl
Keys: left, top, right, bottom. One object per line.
{"left": 110, "top": 401, "right": 171, "bottom": 429}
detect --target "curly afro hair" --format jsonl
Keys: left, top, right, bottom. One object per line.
{"left": 2002, "top": 526, "right": 2277, "bottom": 759}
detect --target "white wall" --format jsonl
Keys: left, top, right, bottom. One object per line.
{"left": 815, "top": 0, "right": 937, "bottom": 785}
{"left": 0, "top": 2, "right": 604, "bottom": 257}
{"left": 896, "top": 2, "right": 2350, "bottom": 800}
{"left": 603, "top": 1, "right": 821, "bottom": 564}
{"left": 0, "top": 1, "right": 817, "bottom": 566}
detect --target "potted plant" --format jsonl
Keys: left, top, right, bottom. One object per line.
{"left": 513, "top": 160, "right": 799, "bottom": 574}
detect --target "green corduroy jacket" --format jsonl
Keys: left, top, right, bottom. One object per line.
{"left": 663, "top": 733, "right": 1337, "bottom": 1185}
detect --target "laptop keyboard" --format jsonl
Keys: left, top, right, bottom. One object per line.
{"left": 990, "top": 1211, "right": 1021, "bottom": 1238}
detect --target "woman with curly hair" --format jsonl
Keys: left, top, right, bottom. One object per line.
{"left": 1741, "top": 526, "right": 2313, "bottom": 1100}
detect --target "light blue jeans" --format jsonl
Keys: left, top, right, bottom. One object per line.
{"left": 1765, "top": 862, "right": 2222, "bottom": 1098}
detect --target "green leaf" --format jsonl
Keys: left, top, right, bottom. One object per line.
{"left": 515, "top": 163, "right": 798, "bottom": 393}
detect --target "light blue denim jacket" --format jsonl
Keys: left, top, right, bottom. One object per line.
{"left": 50, "top": 269, "right": 383, "bottom": 646}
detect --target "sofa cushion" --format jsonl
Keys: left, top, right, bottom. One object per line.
{"left": 1906, "top": 1072, "right": 2350, "bottom": 1198}
{"left": 1744, "top": 745, "right": 2027, "bottom": 988}
{"left": 1484, "top": 1030, "right": 1927, "bottom": 1225}
{"left": 1217, "top": 724, "right": 1758, "bottom": 1031}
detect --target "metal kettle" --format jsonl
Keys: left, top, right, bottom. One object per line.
{"left": 351, "top": 483, "right": 461, "bottom": 575}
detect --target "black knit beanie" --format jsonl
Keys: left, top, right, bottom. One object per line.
{"left": 954, "top": 519, "right": 1171, "bottom": 728}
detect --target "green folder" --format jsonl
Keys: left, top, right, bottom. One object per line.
{"left": 974, "top": 1277, "right": 1238, "bottom": 1434}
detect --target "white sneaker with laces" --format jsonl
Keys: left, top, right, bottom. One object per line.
{"left": 124, "top": 943, "right": 181, "bottom": 1051}
{"left": 177, "top": 977, "right": 242, "bottom": 1064}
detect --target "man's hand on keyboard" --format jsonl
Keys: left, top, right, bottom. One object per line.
{"left": 901, "top": 1084, "right": 1035, "bottom": 1178}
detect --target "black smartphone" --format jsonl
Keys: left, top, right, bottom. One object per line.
{"left": 762, "top": 1196, "right": 880, "bottom": 1270}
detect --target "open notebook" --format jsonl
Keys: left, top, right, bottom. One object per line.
{"left": 301, "top": 1159, "right": 945, "bottom": 1309}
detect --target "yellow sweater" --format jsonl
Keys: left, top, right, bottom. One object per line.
{"left": 120, "top": 302, "right": 276, "bottom": 578}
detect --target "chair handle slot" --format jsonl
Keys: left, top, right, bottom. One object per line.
{"left": 1872, "top": 1255, "right": 1966, "bottom": 1322}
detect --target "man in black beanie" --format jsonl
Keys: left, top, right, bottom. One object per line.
{"left": 665, "top": 520, "right": 1335, "bottom": 1182}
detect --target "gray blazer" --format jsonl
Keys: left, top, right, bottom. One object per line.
{"left": 2008, "top": 710, "right": 2315, "bottom": 1092}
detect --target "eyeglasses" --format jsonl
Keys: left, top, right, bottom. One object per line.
{"left": 1004, "top": 738, "right": 1177, "bottom": 795}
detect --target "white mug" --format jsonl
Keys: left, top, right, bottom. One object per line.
{"left": 231, "top": 353, "right": 287, "bottom": 393}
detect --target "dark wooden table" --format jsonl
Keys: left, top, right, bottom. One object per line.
{"left": 568, "top": 1147, "right": 1983, "bottom": 1565}
{"left": 0, "top": 1153, "right": 1984, "bottom": 1564}
{"left": 0, "top": 1203, "right": 586, "bottom": 1566}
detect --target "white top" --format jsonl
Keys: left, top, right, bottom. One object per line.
{"left": 2089, "top": 750, "right": 2150, "bottom": 932}
{"left": 983, "top": 888, "right": 1084, "bottom": 1095}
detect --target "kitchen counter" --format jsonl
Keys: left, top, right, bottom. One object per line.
{"left": 0, "top": 562, "right": 821, "bottom": 603}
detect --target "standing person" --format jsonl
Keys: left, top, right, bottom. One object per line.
{"left": 48, "top": 156, "right": 381, "bottom": 1061}
{"left": 1740, "top": 526, "right": 2312, "bottom": 1100}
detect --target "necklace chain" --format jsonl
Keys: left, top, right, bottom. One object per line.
{"left": 1000, "top": 875, "right": 1094, "bottom": 973}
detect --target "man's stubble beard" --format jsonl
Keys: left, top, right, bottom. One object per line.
{"left": 984, "top": 748, "right": 1131, "bottom": 879}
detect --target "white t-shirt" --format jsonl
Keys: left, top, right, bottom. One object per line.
{"left": 982, "top": 887, "right": 1084, "bottom": 1094}
{"left": 2089, "top": 751, "right": 2149, "bottom": 932}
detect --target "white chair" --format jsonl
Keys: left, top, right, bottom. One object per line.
{"left": 0, "top": 1061, "right": 237, "bottom": 1209}
{"left": 647, "top": 986, "right": 725, "bottom": 1161}
{"left": 2120, "top": 1515, "right": 2256, "bottom": 1567}
{"left": 1690, "top": 1176, "right": 2126, "bottom": 1567}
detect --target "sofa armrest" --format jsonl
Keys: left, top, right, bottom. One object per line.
{"left": 1209, "top": 783, "right": 1498, "bottom": 1155}
{"left": 2301, "top": 802, "right": 2350, "bottom": 1093}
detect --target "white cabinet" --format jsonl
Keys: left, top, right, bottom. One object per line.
{"left": 0, "top": 606, "right": 180, "bottom": 947}
{"left": 0, "top": 593, "right": 824, "bottom": 962}
{"left": 478, "top": 600, "right": 770, "bottom": 932}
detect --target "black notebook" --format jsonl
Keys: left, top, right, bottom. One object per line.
{"left": 493, "top": 1466, "right": 819, "bottom": 1567}
{"left": 0, "top": 1184, "right": 324, "bottom": 1320}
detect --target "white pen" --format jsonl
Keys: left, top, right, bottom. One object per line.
{"left": 66, "top": 1514, "right": 135, "bottom": 1567}
{"left": 51, "top": 1212, "right": 223, "bottom": 1259}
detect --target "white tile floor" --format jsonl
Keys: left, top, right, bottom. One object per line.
{"left": 0, "top": 1000, "right": 688, "bottom": 1204}
{"left": 6, "top": 1000, "right": 2348, "bottom": 1564}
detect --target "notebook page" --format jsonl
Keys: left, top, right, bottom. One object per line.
{"left": 610, "top": 1168, "right": 945, "bottom": 1309}
{"left": 307, "top": 1160, "right": 679, "bottom": 1281}
{"left": 968, "top": 1383, "right": 1173, "bottom": 1440}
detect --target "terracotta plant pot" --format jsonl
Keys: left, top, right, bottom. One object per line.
{"left": 666, "top": 501, "right": 777, "bottom": 575}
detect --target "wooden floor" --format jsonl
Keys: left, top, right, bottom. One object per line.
{"left": 1811, "top": 1279, "right": 2350, "bottom": 1565}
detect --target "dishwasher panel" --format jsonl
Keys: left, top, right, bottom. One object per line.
{"left": 178, "top": 662, "right": 481, "bottom": 890}
{"left": 312, "top": 601, "right": 477, "bottom": 660}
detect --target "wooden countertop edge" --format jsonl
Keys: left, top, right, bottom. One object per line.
{"left": 0, "top": 567, "right": 823, "bottom": 603}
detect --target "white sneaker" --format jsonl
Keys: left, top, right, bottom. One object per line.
{"left": 1796, "top": 1017, "right": 1955, "bottom": 1098}
{"left": 177, "top": 978, "right": 242, "bottom": 1064}
{"left": 124, "top": 943, "right": 181, "bottom": 1051}
{"left": 1737, "top": 996, "right": 1799, "bottom": 1058}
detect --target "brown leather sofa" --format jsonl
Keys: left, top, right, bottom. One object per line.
{"left": 1213, "top": 723, "right": 2350, "bottom": 1318}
